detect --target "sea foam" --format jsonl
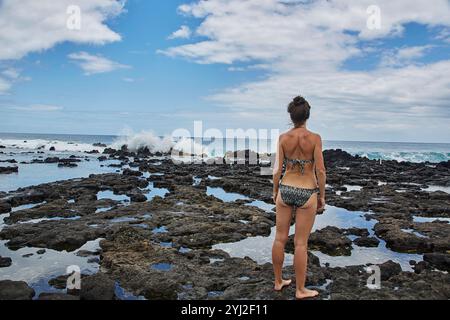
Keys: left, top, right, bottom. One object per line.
{"left": 111, "top": 131, "right": 208, "bottom": 156}
{"left": 0, "top": 138, "right": 105, "bottom": 153}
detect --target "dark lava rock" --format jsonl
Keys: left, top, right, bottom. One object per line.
{"left": 93, "top": 143, "right": 107, "bottom": 148}
{"left": 344, "top": 228, "right": 369, "bottom": 237}
{"left": 413, "top": 261, "right": 429, "bottom": 274}
{"left": 22, "top": 253, "right": 33, "bottom": 258}
{"left": 374, "top": 218, "right": 450, "bottom": 253}
{"left": 58, "top": 162, "right": 78, "bottom": 168}
{"left": 88, "top": 257, "right": 100, "bottom": 264}
{"left": 123, "top": 168, "right": 143, "bottom": 177}
{"left": 86, "top": 150, "right": 99, "bottom": 154}
{"left": 48, "top": 274, "right": 71, "bottom": 289}
{"left": 307, "top": 226, "right": 352, "bottom": 256}
{"left": 379, "top": 260, "right": 402, "bottom": 281}
{"left": 80, "top": 273, "right": 116, "bottom": 300}
{"left": 103, "top": 148, "right": 116, "bottom": 155}
{"left": 98, "top": 156, "right": 108, "bottom": 161}
{"left": 100, "top": 227, "right": 324, "bottom": 300}
{"left": 0, "top": 280, "right": 35, "bottom": 300}
{"left": 0, "top": 201, "right": 11, "bottom": 213}
{"left": 76, "top": 250, "right": 100, "bottom": 257}
{"left": 0, "top": 166, "right": 18, "bottom": 174}
{"left": 36, "top": 249, "right": 46, "bottom": 255}
{"left": 423, "top": 252, "right": 450, "bottom": 272}
{"left": 49, "top": 146, "right": 56, "bottom": 151}
{"left": 224, "top": 149, "right": 260, "bottom": 165}
{"left": 44, "top": 157, "right": 60, "bottom": 163}
{"left": 48, "top": 273, "right": 88, "bottom": 290}
{"left": 0, "top": 256, "right": 12, "bottom": 268}
{"left": 38, "top": 293, "right": 80, "bottom": 300}
{"left": 353, "top": 236, "right": 380, "bottom": 247}
{"left": 129, "top": 192, "right": 147, "bottom": 203}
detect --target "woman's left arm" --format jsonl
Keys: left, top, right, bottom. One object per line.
{"left": 272, "top": 135, "right": 284, "bottom": 202}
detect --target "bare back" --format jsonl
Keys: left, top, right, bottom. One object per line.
{"left": 279, "top": 128, "right": 320, "bottom": 189}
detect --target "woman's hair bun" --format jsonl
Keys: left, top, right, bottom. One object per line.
{"left": 287, "top": 95, "right": 311, "bottom": 126}
{"left": 293, "top": 96, "right": 305, "bottom": 104}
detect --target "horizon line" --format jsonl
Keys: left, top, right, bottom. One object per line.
{"left": 0, "top": 131, "right": 448, "bottom": 145}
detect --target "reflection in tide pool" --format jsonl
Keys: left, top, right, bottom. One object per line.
{"left": 144, "top": 183, "right": 170, "bottom": 201}
{"left": 413, "top": 216, "right": 450, "bottom": 223}
{"left": 421, "top": 185, "right": 450, "bottom": 194}
{"left": 97, "top": 190, "right": 130, "bottom": 203}
{"left": 207, "top": 187, "right": 250, "bottom": 202}
{"left": 114, "top": 282, "right": 146, "bottom": 300}
{"left": 0, "top": 238, "right": 103, "bottom": 296}
{"left": 0, "top": 151, "right": 120, "bottom": 192}
{"left": 213, "top": 204, "right": 422, "bottom": 271}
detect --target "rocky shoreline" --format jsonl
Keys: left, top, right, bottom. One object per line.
{"left": 0, "top": 147, "right": 449, "bottom": 300}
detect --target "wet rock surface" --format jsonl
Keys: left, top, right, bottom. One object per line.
{"left": 0, "top": 256, "right": 12, "bottom": 268}
{"left": 38, "top": 292, "right": 80, "bottom": 300}
{"left": 0, "top": 148, "right": 448, "bottom": 299}
{"left": 353, "top": 236, "right": 380, "bottom": 247}
{"left": 0, "top": 166, "right": 18, "bottom": 174}
{"left": 0, "top": 280, "right": 35, "bottom": 300}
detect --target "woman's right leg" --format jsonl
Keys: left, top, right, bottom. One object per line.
{"left": 272, "top": 189, "right": 293, "bottom": 291}
{"left": 294, "top": 193, "right": 319, "bottom": 299}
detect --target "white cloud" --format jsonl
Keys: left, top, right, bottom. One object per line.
{"left": 0, "top": 77, "right": 12, "bottom": 94}
{"left": 0, "top": 68, "right": 31, "bottom": 94}
{"left": 11, "top": 104, "right": 63, "bottom": 112}
{"left": 161, "top": 0, "right": 450, "bottom": 140}
{"left": 380, "top": 45, "right": 433, "bottom": 67}
{"left": 168, "top": 25, "right": 192, "bottom": 39}
{"left": 68, "top": 51, "right": 130, "bottom": 75}
{"left": 436, "top": 28, "right": 450, "bottom": 43}
{"left": 0, "top": 0, "right": 125, "bottom": 60}
{"left": 2, "top": 68, "right": 20, "bottom": 79}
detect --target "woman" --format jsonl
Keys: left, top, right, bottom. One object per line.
{"left": 271, "top": 96, "right": 326, "bottom": 299}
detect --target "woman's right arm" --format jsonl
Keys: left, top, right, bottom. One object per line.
{"left": 314, "top": 134, "right": 326, "bottom": 211}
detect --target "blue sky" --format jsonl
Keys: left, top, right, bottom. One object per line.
{"left": 1, "top": 0, "right": 450, "bottom": 143}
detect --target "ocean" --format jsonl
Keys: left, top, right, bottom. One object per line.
{"left": 0, "top": 132, "right": 449, "bottom": 163}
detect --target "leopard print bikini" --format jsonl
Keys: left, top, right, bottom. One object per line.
{"left": 279, "top": 158, "right": 320, "bottom": 209}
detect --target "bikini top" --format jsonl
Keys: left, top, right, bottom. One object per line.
{"left": 284, "top": 157, "right": 314, "bottom": 175}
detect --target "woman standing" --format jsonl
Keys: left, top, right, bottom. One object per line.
{"left": 272, "top": 96, "right": 326, "bottom": 299}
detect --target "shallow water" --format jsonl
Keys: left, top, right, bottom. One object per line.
{"left": 401, "top": 228, "right": 429, "bottom": 238}
{"left": 0, "top": 176, "right": 105, "bottom": 295}
{"left": 413, "top": 216, "right": 450, "bottom": 223}
{"left": 0, "top": 143, "right": 442, "bottom": 295}
{"left": 143, "top": 182, "right": 170, "bottom": 201}
{"left": 19, "top": 216, "right": 81, "bottom": 225}
{"left": 207, "top": 187, "right": 250, "bottom": 202}
{"left": 0, "top": 238, "right": 102, "bottom": 295}
{"left": 210, "top": 186, "right": 423, "bottom": 271}
{"left": 0, "top": 151, "right": 120, "bottom": 192}
{"left": 114, "top": 282, "right": 146, "bottom": 300}
{"left": 336, "top": 185, "right": 363, "bottom": 195}
{"left": 97, "top": 190, "right": 130, "bottom": 203}
{"left": 109, "top": 216, "right": 138, "bottom": 223}
{"left": 421, "top": 185, "right": 450, "bottom": 194}
{"left": 150, "top": 263, "right": 173, "bottom": 271}
{"left": 152, "top": 226, "right": 168, "bottom": 234}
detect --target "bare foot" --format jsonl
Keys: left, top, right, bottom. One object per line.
{"left": 274, "top": 279, "right": 292, "bottom": 291}
{"left": 296, "top": 288, "right": 319, "bottom": 299}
